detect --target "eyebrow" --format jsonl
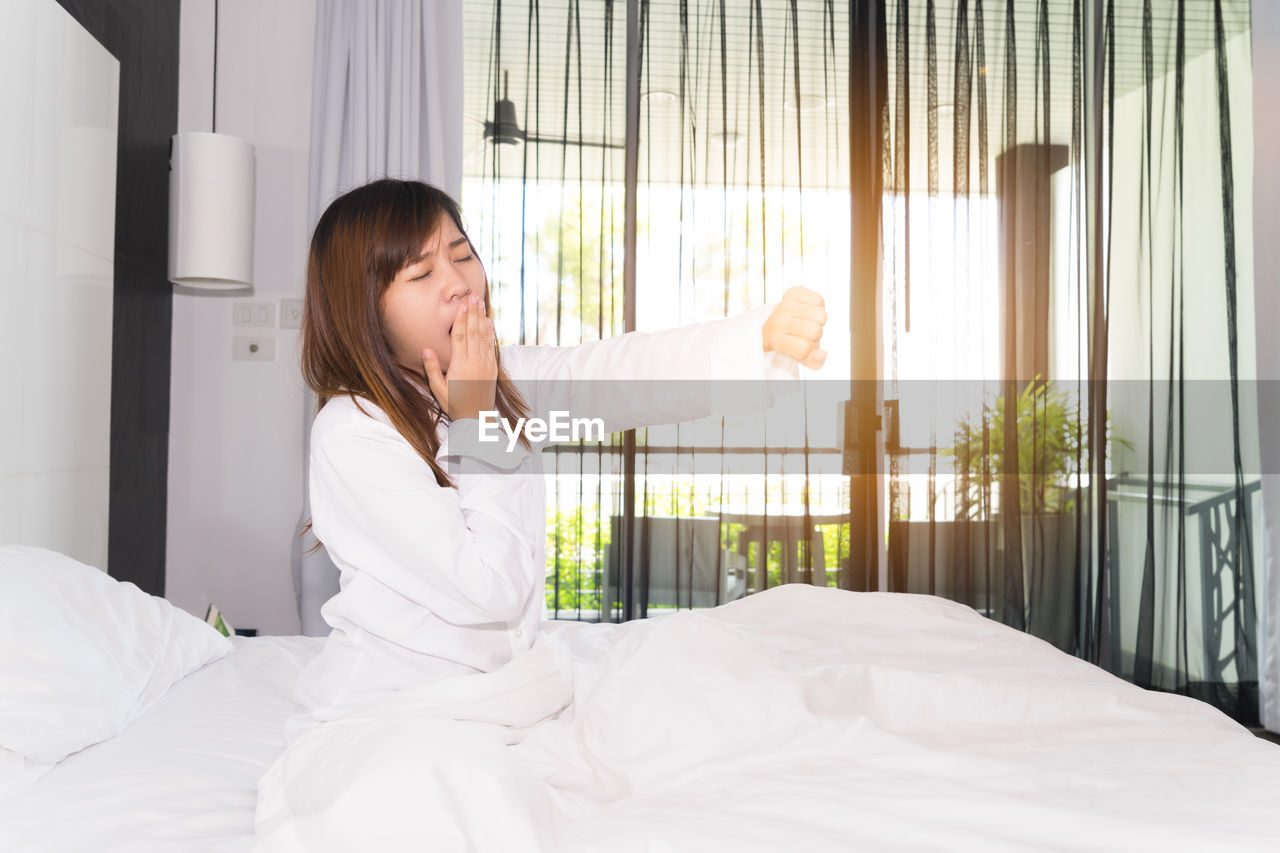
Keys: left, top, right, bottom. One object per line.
{"left": 418, "top": 237, "right": 470, "bottom": 260}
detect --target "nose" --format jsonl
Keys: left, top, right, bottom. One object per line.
{"left": 444, "top": 276, "right": 471, "bottom": 303}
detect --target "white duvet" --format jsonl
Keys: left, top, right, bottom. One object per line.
{"left": 254, "top": 585, "right": 1280, "bottom": 852}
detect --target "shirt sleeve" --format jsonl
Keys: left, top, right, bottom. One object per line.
{"left": 496, "top": 304, "right": 802, "bottom": 444}
{"left": 310, "top": 416, "right": 539, "bottom": 627}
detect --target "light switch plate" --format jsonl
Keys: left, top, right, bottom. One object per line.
{"left": 233, "top": 301, "right": 276, "bottom": 328}
{"left": 280, "top": 298, "right": 304, "bottom": 329}
{"left": 233, "top": 336, "right": 276, "bottom": 362}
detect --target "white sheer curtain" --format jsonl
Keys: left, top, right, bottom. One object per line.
{"left": 1253, "top": 0, "right": 1280, "bottom": 735}
{"left": 293, "top": 0, "right": 464, "bottom": 635}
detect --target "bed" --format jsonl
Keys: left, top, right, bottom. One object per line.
{"left": 0, "top": 634, "right": 321, "bottom": 853}
{"left": 4, "top": 546, "right": 1279, "bottom": 852}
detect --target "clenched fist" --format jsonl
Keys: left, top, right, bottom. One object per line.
{"left": 762, "top": 286, "right": 828, "bottom": 370}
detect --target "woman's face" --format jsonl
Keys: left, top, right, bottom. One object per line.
{"left": 381, "top": 217, "right": 487, "bottom": 376}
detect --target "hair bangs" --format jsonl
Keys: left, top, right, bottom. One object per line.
{"left": 369, "top": 183, "right": 447, "bottom": 292}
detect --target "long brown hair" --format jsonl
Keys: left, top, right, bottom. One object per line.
{"left": 301, "top": 178, "right": 531, "bottom": 489}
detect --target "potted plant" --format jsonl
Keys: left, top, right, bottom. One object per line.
{"left": 939, "top": 379, "right": 1128, "bottom": 652}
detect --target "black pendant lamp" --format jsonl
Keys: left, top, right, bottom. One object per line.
{"left": 484, "top": 71, "right": 525, "bottom": 146}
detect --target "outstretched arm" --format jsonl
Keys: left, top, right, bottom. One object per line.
{"left": 497, "top": 287, "right": 828, "bottom": 441}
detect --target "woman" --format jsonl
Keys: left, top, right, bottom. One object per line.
{"left": 286, "top": 178, "right": 829, "bottom": 741}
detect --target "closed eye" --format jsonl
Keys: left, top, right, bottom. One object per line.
{"left": 409, "top": 254, "right": 470, "bottom": 280}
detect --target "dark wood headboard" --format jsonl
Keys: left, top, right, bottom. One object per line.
{"left": 56, "top": 0, "right": 179, "bottom": 595}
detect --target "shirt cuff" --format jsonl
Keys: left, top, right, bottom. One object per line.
{"left": 436, "top": 416, "right": 532, "bottom": 474}
{"left": 708, "top": 303, "right": 803, "bottom": 413}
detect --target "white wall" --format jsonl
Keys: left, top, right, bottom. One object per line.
{"left": 1106, "top": 27, "right": 1259, "bottom": 499}
{"left": 1252, "top": 0, "right": 1280, "bottom": 733}
{"left": 0, "top": 0, "right": 118, "bottom": 570}
{"left": 167, "top": 0, "right": 317, "bottom": 634}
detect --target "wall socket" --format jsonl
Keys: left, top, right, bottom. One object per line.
{"left": 233, "top": 336, "right": 276, "bottom": 362}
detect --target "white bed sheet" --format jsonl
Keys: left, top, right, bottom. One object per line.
{"left": 0, "top": 634, "right": 322, "bottom": 853}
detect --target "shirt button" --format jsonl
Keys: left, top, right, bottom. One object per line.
{"left": 514, "top": 627, "right": 524, "bottom": 639}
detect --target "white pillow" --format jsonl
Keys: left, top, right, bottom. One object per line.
{"left": 0, "top": 546, "right": 232, "bottom": 769}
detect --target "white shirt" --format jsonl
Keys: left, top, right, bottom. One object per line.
{"left": 286, "top": 304, "right": 799, "bottom": 741}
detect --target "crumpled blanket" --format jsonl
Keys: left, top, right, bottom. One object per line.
{"left": 254, "top": 585, "right": 1280, "bottom": 853}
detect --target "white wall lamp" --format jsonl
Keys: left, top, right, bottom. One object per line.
{"left": 168, "top": 0, "right": 254, "bottom": 291}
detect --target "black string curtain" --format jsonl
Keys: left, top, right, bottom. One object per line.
{"left": 881, "top": 0, "right": 1083, "bottom": 650}
{"left": 629, "top": 0, "right": 853, "bottom": 611}
{"left": 1099, "top": 0, "right": 1259, "bottom": 723}
{"left": 466, "top": 0, "right": 630, "bottom": 623}
{"left": 463, "top": 0, "right": 854, "bottom": 624}
{"left": 462, "top": 0, "right": 1260, "bottom": 723}
{"left": 879, "top": 0, "right": 1259, "bottom": 723}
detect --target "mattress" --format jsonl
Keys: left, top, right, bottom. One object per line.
{"left": 6, "top": 589, "right": 1280, "bottom": 852}
{"left": 0, "top": 634, "right": 323, "bottom": 853}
